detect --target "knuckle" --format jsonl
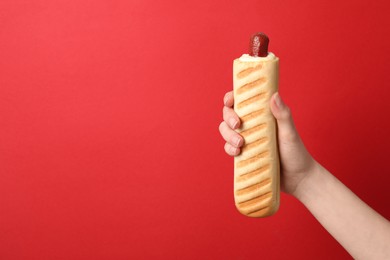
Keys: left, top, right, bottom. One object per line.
{"left": 224, "top": 92, "right": 229, "bottom": 101}
{"left": 283, "top": 106, "right": 292, "bottom": 118}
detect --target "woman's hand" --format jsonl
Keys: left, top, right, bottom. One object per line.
{"left": 220, "top": 91, "right": 390, "bottom": 259}
{"left": 219, "top": 91, "right": 317, "bottom": 196}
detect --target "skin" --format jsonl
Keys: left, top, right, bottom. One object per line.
{"left": 219, "top": 91, "right": 390, "bottom": 259}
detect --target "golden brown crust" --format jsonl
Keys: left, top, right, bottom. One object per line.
{"left": 233, "top": 57, "right": 280, "bottom": 218}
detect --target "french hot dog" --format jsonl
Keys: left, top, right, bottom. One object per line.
{"left": 233, "top": 32, "right": 280, "bottom": 217}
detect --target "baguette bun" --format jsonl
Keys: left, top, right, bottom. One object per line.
{"left": 233, "top": 54, "right": 280, "bottom": 217}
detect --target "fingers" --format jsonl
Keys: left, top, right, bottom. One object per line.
{"left": 223, "top": 106, "right": 240, "bottom": 129}
{"left": 224, "top": 142, "right": 241, "bottom": 156}
{"left": 221, "top": 90, "right": 243, "bottom": 156}
{"left": 223, "top": 91, "right": 234, "bottom": 108}
{"left": 270, "top": 92, "right": 299, "bottom": 143}
{"left": 223, "top": 91, "right": 240, "bottom": 129}
{"left": 219, "top": 121, "right": 244, "bottom": 147}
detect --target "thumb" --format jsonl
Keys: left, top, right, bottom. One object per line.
{"left": 270, "top": 92, "right": 298, "bottom": 142}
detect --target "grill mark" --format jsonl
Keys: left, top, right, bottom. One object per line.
{"left": 247, "top": 206, "right": 270, "bottom": 217}
{"left": 236, "top": 164, "right": 271, "bottom": 183}
{"left": 235, "top": 178, "right": 271, "bottom": 196}
{"left": 240, "top": 123, "right": 267, "bottom": 138}
{"left": 237, "top": 191, "right": 272, "bottom": 209}
{"left": 241, "top": 137, "right": 268, "bottom": 153}
{"left": 236, "top": 92, "right": 266, "bottom": 109}
{"left": 237, "top": 78, "right": 266, "bottom": 94}
{"left": 237, "top": 64, "right": 263, "bottom": 79}
{"left": 240, "top": 109, "right": 265, "bottom": 123}
{"left": 237, "top": 151, "right": 269, "bottom": 168}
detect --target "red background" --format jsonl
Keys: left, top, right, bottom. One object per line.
{"left": 1, "top": 0, "right": 389, "bottom": 259}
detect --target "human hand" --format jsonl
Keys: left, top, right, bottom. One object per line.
{"left": 219, "top": 91, "right": 317, "bottom": 196}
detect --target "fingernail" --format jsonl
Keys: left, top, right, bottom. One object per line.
{"left": 229, "top": 118, "right": 238, "bottom": 129}
{"left": 234, "top": 136, "right": 242, "bottom": 147}
{"left": 274, "top": 92, "right": 284, "bottom": 108}
{"left": 230, "top": 146, "right": 237, "bottom": 155}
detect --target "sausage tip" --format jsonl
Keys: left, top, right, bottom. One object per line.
{"left": 249, "top": 32, "right": 269, "bottom": 57}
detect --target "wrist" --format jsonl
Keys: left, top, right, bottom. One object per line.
{"left": 291, "top": 161, "right": 323, "bottom": 201}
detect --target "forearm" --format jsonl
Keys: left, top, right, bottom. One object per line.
{"left": 294, "top": 163, "right": 390, "bottom": 260}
